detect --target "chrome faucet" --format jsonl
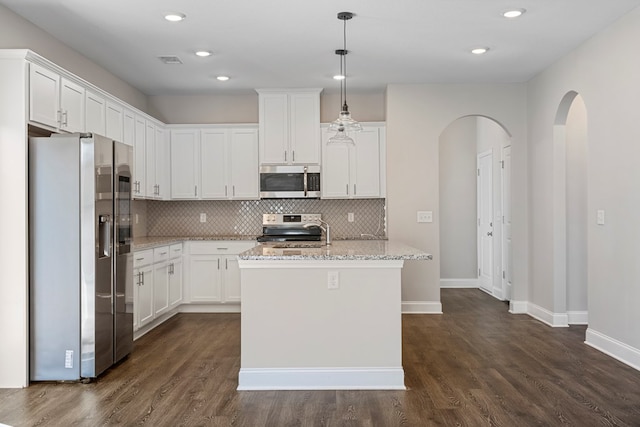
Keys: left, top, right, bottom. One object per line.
{"left": 303, "top": 219, "right": 331, "bottom": 245}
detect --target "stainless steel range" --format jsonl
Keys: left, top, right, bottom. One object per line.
{"left": 257, "top": 213, "right": 323, "bottom": 242}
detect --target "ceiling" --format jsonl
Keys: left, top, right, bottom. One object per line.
{"left": 2, "top": 0, "right": 640, "bottom": 96}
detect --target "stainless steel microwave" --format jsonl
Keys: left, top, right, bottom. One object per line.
{"left": 259, "top": 165, "right": 321, "bottom": 198}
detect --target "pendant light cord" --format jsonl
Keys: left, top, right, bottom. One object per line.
{"left": 342, "top": 16, "right": 348, "bottom": 112}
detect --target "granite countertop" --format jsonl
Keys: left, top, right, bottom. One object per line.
{"left": 133, "top": 235, "right": 387, "bottom": 250}
{"left": 133, "top": 235, "right": 259, "bottom": 250}
{"left": 238, "top": 240, "right": 433, "bottom": 261}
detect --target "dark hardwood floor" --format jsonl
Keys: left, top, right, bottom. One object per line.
{"left": 2, "top": 289, "right": 639, "bottom": 426}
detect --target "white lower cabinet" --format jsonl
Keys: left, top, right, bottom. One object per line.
{"left": 153, "top": 246, "right": 170, "bottom": 317}
{"left": 133, "top": 240, "right": 252, "bottom": 336}
{"left": 134, "top": 243, "right": 183, "bottom": 334}
{"left": 133, "top": 249, "right": 154, "bottom": 330}
{"left": 168, "top": 246, "right": 183, "bottom": 308}
{"left": 185, "top": 241, "right": 255, "bottom": 305}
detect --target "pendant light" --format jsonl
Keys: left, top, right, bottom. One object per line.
{"left": 328, "top": 11, "right": 362, "bottom": 145}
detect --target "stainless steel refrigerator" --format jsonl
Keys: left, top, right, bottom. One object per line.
{"left": 29, "top": 133, "right": 133, "bottom": 381}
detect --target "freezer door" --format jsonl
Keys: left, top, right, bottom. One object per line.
{"left": 114, "top": 142, "right": 134, "bottom": 362}
{"left": 81, "top": 134, "right": 114, "bottom": 378}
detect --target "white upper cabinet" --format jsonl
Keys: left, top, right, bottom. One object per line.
{"left": 170, "top": 126, "right": 259, "bottom": 200}
{"left": 229, "top": 128, "right": 259, "bottom": 199}
{"left": 60, "top": 78, "right": 85, "bottom": 133}
{"left": 105, "top": 101, "right": 124, "bottom": 142}
{"left": 122, "top": 109, "right": 135, "bottom": 147}
{"left": 85, "top": 89, "right": 106, "bottom": 136}
{"left": 200, "top": 129, "right": 228, "bottom": 199}
{"left": 133, "top": 114, "right": 146, "bottom": 198}
{"left": 321, "top": 124, "right": 386, "bottom": 199}
{"left": 257, "top": 89, "right": 321, "bottom": 165}
{"left": 29, "top": 63, "right": 85, "bottom": 132}
{"left": 145, "top": 121, "right": 167, "bottom": 199}
{"left": 170, "top": 128, "right": 200, "bottom": 199}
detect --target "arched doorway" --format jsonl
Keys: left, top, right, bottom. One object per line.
{"left": 439, "top": 116, "right": 512, "bottom": 301}
{"left": 553, "top": 92, "right": 589, "bottom": 325}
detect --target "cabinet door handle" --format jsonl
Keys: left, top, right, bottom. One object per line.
{"left": 62, "top": 110, "right": 68, "bottom": 127}
{"left": 217, "top": 247, "right": 228, "bottom": 250}
{"left": 346, "top": 184, "right": 349, "bottom": 195}
{"left": 292, "top": 150, "right": 295, "bottom": 162}
{"left": 195, "top": 185, "right": 198, "bottom": 197}
{"left": 57, "top": 109, "right": 62, "bottom": 125}
{"left": 141, "top": 271, "right": 144, "bottom": 285}
{"left": 217, "top": 259, "right": 220, "bottom": 269}
{"left": 232, "top": 185, "right": 235, "bottom": 197}
{"left": 354, "top": 184, "right": 357, "bottom": 196}
{"left": 225, "top": 258, "right": 228, "bottom": 269}
{"left": 225, "top": 185, "right": 228, "bottom": 197}
{"left": 284, "top": 151, "right": 287, "bottom": 162}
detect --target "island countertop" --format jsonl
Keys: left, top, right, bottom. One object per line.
{"left": 238, "top": 240, "right": 432, "bottom": 261}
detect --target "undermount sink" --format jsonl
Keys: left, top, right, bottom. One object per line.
{"left": 270, "top": 243, "right": 323, "bottom": 249}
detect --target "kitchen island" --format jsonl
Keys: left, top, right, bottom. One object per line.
{"left": 237, "top": 240, "right": 432, "bottom": 390}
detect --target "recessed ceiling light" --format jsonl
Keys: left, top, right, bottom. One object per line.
{"left": 164, "top": 12, "right": 186, "bottom": 22}
{"left": 471, "top": 47, "right": 489, "bottom": 55}
{"left": 503, "top": 8, "right": 526, "bottom": 18}
{"left": 216, "top": 76, "right": 230, "bottom": 81}
{"left": 195, "top": 51, "right": 212, "bottom": 57}
{"left": 333, "top": 74, "right": 345, "bottom": 80}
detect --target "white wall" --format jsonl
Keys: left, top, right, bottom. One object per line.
{"left": 527, "top": 7, "right": 640, "bottom": 362}
{"left": 439, "top": 117, "right": 477, "bottom": 280}
{"left": 385, "top": 84, "right": 528, "bottom": 311}
{"left": 0, "top": 56, "right": 29, "bottom": 388}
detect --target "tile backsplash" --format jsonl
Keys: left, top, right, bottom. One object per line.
{"left": 137, "top": 198, "right": 386, "bottom": 238}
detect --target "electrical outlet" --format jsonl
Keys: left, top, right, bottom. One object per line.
{"left": 327, "top": 271, "right": 339, "bottom": 290}
{"left": 200, "top": 213, "right": 207, "bottom": 223}
{"left": 348, "top": 212, "right": 355, "bottom": 222}
{"left": 417, "top": 211, "right": 433, "bottom": 223}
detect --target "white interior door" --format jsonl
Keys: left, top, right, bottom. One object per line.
{"left": 478, "top": 150, "right": 493, "bottom": 292}
{"left": 501, "top": 146, "right": 512, "bottom": 300}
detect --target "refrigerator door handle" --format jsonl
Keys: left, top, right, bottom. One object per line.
{"left": 98, "top": 214, "right": 112, "bottom": 258}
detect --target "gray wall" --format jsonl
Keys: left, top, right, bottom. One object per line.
{"left": 385, "top": 84, "right": 528, "bottom": 310}
{"left": 566, "top": 96, "right": 588, "bottom": 313}
{"left": 147, "top": 91, "right": 386, "bottom": 124}
{"left": 0, "top": 4, "right": 148, "bottom": 112}
{"left": 527, "top": 7, "right": 640, "bottom": 352}
{"left": 439, "top": 117, "right": 477, "bottom": 279}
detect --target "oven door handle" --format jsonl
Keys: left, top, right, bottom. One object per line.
{"left": 303, "top": 165, "right": 308, "bottom": 197}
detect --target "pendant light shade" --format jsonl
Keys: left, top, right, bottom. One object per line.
{"left": 328, "top": 12, "right": 361, "bottom": 145}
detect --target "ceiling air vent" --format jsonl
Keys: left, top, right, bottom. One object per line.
{"left": 158, "top": 55, "right": 183, "bottom": 65}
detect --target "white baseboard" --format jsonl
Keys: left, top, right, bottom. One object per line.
{"left": 509, "top": 300, "right": 528, "bottom": 314}
{"left": 179, "top": 304, "right": 241, "bottom": 313}
{"left": 527, "top": 303, "right": 569, "bottom": 327}
{"left": 238, "top": 367, "right": 406, "bottom": 390}
{"left": 586, "top": 328, "right": 640, "bottom": 372}
{"left": 567, "top": 310, "right": 588, "bottom": 325}
{"left": 402, "top": 301, "right": 442, "bottom": 314}
{"left": 440, "top": 278, "right": 478, "bottom": 288}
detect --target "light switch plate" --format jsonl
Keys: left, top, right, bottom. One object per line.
{"left": 596, "top": 210, "right": 605, "bottom": 225}
{"left": 417, "top": 211, "right": 433, "bottom": 223}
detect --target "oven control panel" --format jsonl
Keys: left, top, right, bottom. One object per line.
{"left": 262, "top": 213, "right": 322, "bottom": 225}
